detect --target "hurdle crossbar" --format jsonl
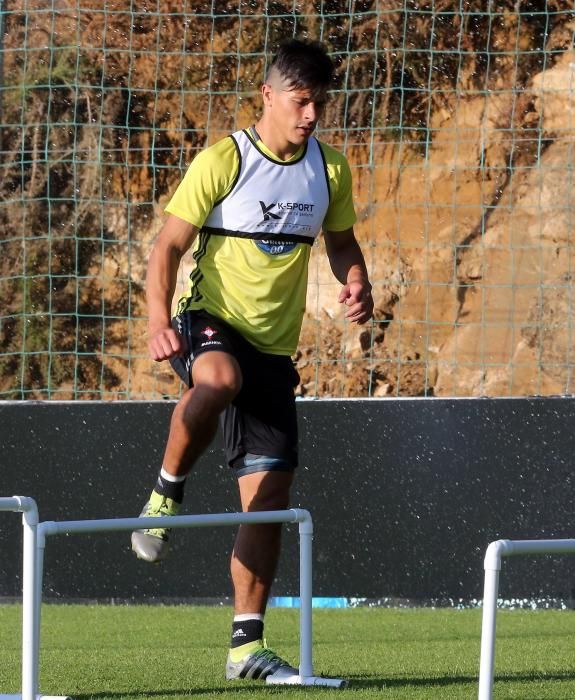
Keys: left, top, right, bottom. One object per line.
{"left": 27, "top": 508, "right": 343, "bottom": 697}
{"left": 36, "top": 511, "right": 313, "bottom": 678}
{"left": 478, "top": 537, "right": 575, "bottom": 700}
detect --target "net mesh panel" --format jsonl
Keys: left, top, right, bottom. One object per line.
{"left": 1, "top": 1, "right": 574, "bottom": 399}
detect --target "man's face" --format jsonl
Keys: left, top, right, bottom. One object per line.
{"left": 262, "top": 81, "right": 328, "bottom": 148}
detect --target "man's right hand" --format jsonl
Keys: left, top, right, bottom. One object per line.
{"left": 148, "top": 327, "right": 186, "bottom": 362}
{"left": 145, "top": 215, "right": 199, "bottom": 362}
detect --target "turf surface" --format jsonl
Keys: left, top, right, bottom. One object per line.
{"left": 1, "top": 605, "right": 575, "bottom": 698}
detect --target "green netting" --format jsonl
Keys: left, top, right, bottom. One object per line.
{"left": 1, "top": 1, "right": 575, "bottom": 400}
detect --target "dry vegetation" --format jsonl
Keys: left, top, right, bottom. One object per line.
{"left": 1, "top": 1, "right": 573, "bottom": 398}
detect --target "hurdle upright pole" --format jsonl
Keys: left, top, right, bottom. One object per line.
{"left": 478, "top": 538, "right": 575, "bottom": 700}
{"left": 478, "top": 540, "right": 506, "bottom": 700}
{"left": 20, "top": 497, "right": 40, "bottom": 700}
{"left": 296, "top": 509, "right": 314, "bottom": 679}
{"left": 0, "top": 496, "right": 61, "bottom": 700}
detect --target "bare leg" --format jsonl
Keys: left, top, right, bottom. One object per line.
{"left": 226, "top": 472, "right": 299, "bottom": 682}
{"left": 131, "top": 351, "right": 243, "bottom": 562}
{"left": 162, "top": 351, "right": 242, "bottom": 476}
{"left": 231, "top": 470, "right": 294, "bottom": 614}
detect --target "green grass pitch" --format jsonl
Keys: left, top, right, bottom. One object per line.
{"left": 1, "top": 605, "right": 575, "bottom": 699}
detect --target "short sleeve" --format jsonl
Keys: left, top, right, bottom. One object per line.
{"left": 319, "top": 142, "right": 357, "bottom": 232}
{"left": 165, "top": 136, "right": 240, "bottom": 228}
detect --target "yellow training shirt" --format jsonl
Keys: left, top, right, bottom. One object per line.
{"left": 165, "top": 128, "right": 356, "bottom": 355}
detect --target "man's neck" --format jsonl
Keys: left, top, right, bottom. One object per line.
{"left": 253, "top": 119, "right": 302, "bottom": 161}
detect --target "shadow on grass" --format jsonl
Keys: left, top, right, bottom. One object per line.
{"left": 494, "top": 670, "right": 575, "bottom": 683}
{"left": 74, "top": 691, "right": 249, "bottom": 699}
{"left": 347, "top": 669, "right": 575, "bottom": 691}
{"left": 71, "top": 671, "right": 575, "bottom": 698}
{"left": 346, "top": 675, "right": 477, "bottom": 689}
{"left": 73, "top": 687, "right": 280, "bottom": 699}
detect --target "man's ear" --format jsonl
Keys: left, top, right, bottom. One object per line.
{"left": 261, "top": 83, "right": 273, "bottom": 108}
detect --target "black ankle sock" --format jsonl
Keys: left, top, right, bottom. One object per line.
{"left": 154, "top": 474, "right": 186, "bottom": 503}
{"left": 231, "top": 619, "right": 264, "bottom": 648}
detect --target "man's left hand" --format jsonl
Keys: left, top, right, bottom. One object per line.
{"left": 338, "top": 281, "right": 374, "bottom": 324}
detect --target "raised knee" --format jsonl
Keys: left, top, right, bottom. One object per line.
{"left": 205, "top": 375, "right": 241, "bottom": 401}
{"left": 192, "top": 380, "right": 240, "bottom": 415}
{"left": 192, "top": 354, "right": 242, "bottom": 408}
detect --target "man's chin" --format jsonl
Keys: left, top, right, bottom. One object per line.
{"left": 292, "top": 132, "right": 311, "bottom": 146}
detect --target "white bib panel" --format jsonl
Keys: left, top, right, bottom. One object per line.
{"left": 202, "top": 129, "right": 330, "bottom": 251}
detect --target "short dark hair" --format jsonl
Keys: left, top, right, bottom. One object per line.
{"left": 267, "top": 38, "right": 334, "bottom": 92}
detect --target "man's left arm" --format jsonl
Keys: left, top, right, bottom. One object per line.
{"left": 323, "top": 227, "right": 374, "bottom": 324}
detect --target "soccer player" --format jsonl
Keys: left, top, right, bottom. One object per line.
{"left": 131, "top": 38, "right": 373, "bottom": 681}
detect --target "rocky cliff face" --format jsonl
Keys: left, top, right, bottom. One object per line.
{"left": 133, "top": 50, "right": 575, "bottom": 400}
{"left": 2, "top": 3, "right": 573, "bottom": 399}
{"left": 297, "top": 51, "right": 575, "bottom": 397}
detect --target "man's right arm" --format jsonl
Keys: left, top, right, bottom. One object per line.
{"left": 146, "top": 214, "right": 199, "bottom": 361}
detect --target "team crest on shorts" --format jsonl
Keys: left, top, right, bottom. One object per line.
{"left": 200, "top": 325, "right": 222, "bottom": 348}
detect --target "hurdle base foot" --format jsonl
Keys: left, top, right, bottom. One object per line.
{"left": 266, "top": 674, "right": 348, "bottom": 688}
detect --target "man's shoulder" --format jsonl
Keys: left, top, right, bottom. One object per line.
{"left": 167, "top": 133, "right": 240, "bottom": 217}
{"left": 185, "top": 133, "right": 240, "bottom": 194}
{"left": 315, "top": 138, "right": 349, "bottom": 166}
{"left": 196, "top": 133, "right": 239, "bottom": 164}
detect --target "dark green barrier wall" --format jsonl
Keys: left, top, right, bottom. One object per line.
{"left": 1, "top": 398, "right": 574, "bottom": 603}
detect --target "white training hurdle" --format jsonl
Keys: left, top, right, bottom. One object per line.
{"left": 0, "top": 497, "right": 58, "bottom": 700}
{"left": 6, "top": 499, "right": 575, "bottom": 698}
{"left": 478, "top": 537, "right": 575, "bottom": 700}
{"left": 1, "top": 496, "right": 345, "bottom": 700}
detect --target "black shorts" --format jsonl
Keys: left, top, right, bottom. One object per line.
{"left": 170, "top": 310, "right": 300, "bottom": 476}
